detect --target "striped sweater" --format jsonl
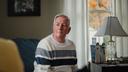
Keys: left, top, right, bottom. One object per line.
{"left": 34, "top": 34, "right": 77, "bottom": 72}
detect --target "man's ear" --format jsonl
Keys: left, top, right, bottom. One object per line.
{"left": 67, "top": 27, "right": 71, "bottom": 34}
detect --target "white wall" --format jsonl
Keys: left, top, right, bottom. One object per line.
{"left": 0, "top": 0, "right": 64, "bottom": 39}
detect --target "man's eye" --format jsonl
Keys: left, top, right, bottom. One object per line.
{"left": 63, "top": 24, "right": 67, "bottom": 27}
{"left": 56, "top": 23, "right": 60, "bottom": 26}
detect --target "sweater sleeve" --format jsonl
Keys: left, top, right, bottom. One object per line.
{"left": 34, "top": 61, "right": 51, "bottom": 72}
{"left": 34, "top": 39, "right": 52, "bottom": 72}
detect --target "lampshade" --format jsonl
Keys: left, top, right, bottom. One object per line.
{"left": 95, "top": 16, "right": 128, "bottom": 36}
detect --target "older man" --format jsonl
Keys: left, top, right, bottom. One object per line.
{"left": 34, "top": 14, "right": 77, "bottom": 72}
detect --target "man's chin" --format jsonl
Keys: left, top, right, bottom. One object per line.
{"left": 56, "top": 34, "right": 65, "bottom": 37}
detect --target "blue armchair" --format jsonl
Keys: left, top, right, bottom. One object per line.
{"left": 12, "top": 38, "right": 39, "bottom": 72}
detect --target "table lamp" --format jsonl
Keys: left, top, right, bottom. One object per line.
{"left": 95, "top": 16, "right": 128, "bottom": 63}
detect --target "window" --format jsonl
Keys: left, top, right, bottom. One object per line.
{"left": 63, "top": 0, "right": 115, "bottom": 67}
{"left": 88, "top": 0, "right": 112, "bottom": 45}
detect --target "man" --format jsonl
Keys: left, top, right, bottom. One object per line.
{"left": 34, "top": 14, "right": 77, "bottom": 72}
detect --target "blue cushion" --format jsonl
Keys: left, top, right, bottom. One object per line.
{"left": 12, "top": 38, "right": 39, "bottom": 72}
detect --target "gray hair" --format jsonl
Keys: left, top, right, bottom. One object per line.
{"left": 53, "top": 13, "right": 70, "bottom": 25}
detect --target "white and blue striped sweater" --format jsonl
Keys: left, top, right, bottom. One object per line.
{"left": 34, "top": 34, "right": 77, "bottom": 72}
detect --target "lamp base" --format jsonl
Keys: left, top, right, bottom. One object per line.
{"left": 106, "top": 41, "right": 117, "bottom": 64}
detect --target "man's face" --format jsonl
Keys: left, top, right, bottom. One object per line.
{"left": 53, "top": 16, "right": 70, "bottom": 38}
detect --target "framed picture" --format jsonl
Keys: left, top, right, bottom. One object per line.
{"left": 8, "top": 0, "right": 41, "bottom": 16}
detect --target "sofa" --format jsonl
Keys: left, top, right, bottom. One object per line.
{"left": 12, "top": 38, "right": 40, "bottom": 72}
{"left": 11, "top": 38, "right": 89, "bottom": 72}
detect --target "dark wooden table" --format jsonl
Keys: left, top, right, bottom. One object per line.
{"left": 90, "top": 63, "right": 128, "bottom": 72}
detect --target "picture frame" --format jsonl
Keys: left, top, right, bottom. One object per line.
{"left": 8, "top": 0, "right": 41, "bottom": 16}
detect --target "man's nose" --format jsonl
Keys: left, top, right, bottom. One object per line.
{"left": 59, "top": 24, "right": 63, "bottom": 29}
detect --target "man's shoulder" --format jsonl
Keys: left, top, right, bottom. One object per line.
{"left": 64, "top": 39, "right": 76, "bottom": 49}
{"left": 39, "top": 35, "right": 52, "bottom": 43}
{"left": 66, "top": 39, "right": 75, "bottom": 45}
{"left": 37, "top": 35, "right": 52, "bottom": 49}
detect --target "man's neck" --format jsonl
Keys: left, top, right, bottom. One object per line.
{"left": 52, "top": 34, "right": 65, "bottom": 43}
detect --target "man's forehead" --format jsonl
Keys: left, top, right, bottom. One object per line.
{"left": 55, "top": 16, "right": 67, "bottom": 21}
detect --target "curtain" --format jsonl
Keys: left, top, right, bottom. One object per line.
{"left": 115, "top": 0, "right": 128, "bottom": 57}
{"left": 64, "top": 0, "right": 89, "bottom": 69}
{"left": 63, "top": 0, "right": 128, "bottom": 68}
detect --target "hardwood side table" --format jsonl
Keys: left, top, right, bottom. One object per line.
{"left": 90, "top": 63, "right": 128, "bottom": 72}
